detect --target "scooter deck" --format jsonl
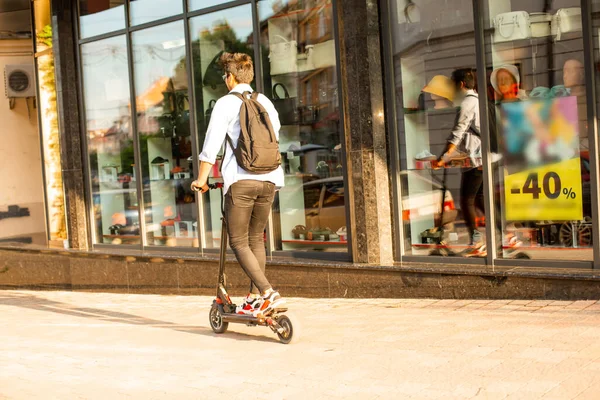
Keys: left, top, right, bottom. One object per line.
{"left": 221, "top": 308, "right": 288, "bottom": 324}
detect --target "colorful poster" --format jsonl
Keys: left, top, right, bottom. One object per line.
{"left": 500, "top": 96, "right": 583, "bottom": 221}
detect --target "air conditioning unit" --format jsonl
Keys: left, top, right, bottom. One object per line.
{"left": 4, "top": 64, "right": 35, "bottom": 98}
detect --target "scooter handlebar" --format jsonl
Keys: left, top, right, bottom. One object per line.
{"left": 208, "top": 182, "right": 224, "bottom": 190}
{"left": 191, "top": 181, "right": 223, "bottom": 192}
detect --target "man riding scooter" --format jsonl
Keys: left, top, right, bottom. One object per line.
{"left": 191, "top": 52, "right": 286, "bottom": 316}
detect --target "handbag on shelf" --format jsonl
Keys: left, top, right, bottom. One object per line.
{"left": 269, "top": 35, "right": 298, "bottom": 76}
{"left": 551, "top": 8, "right": 582, "bottom": 41}
{"left": 311, "top": 40, "right": 336, "bottom": 69}
{"left": 529, "top": 13, "right": 552, "bottom": 37}
{"left": 272, "top": 83, "right": 299, "bottom": 125}
{"left": 493, "top": 11, "right": 551, "bottom": 43}
{"left": 493, "top": 11, "right": 530, "bottom": 43}
{"left": 297, "top": 45, "right": 315, "bottom": 73}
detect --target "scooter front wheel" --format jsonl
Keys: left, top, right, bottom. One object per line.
{"left": 275, "top": 315, "right": 294, "bottom": 344}
{"left": 209, "top": 304, "right": 229, "bottom": 334}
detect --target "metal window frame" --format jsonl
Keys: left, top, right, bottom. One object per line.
{"left": 471, "top": 0, "right": 497, "bottom": 266}
{"left": 380, "top": 0, "right": 598, "bottom": 270}
{"left": 379, "top": 0, "right": 404, "bottom": 260}
{"left": 74, "top": 0, "right": 352, "bottom": 260}
{"left": 581, "top": 0, "right": 600, "bottom": 269}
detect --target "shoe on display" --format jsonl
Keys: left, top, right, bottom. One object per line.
{"left": 506, "top": 236, "right": 523, "bottom": 248}
{"left": 465, "top": 243, "right": 487, "bottom": 258}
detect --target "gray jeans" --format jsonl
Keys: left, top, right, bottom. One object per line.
{"left": 224, "top": 180, "right": 275, "bottom": 295}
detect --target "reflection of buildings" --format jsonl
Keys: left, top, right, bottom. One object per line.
{"left": 260, "top": 0, "right": 340, "bottom": 180}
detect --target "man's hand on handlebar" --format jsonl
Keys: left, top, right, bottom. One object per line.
{"left": 191, "top": 180, "right": 209, "bottom": 193}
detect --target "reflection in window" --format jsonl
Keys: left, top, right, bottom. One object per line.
{"left": 82, "top": 36, "right": 139, "bottom": 245}
{"left": 483, "top": 0, "right": 592, "bottom": 261}
{"left": 34, "top": 0, "right": 67, "bottom": 245}
{"left": 390, "top": 0, "right": 479, "bottom": 257}
{"left": 188, "top": 0, "right": 225, "bottom": 12}
{"left": 129, "top": 0, "right": 182, "bottom": 26}
{"left": 33, "top": 0, "right": 51, "bottom": 52}
{"left": 259, "top": 0, "right": 348, "bottom": 253}
{"left": 132, "top": 22, "right": 197, "bottom": 247}
{"left": 79, "top": 0, "right": 125, "bottom": 39}
{"left": 189, "top": 5, "right": 254, "bottom": 249}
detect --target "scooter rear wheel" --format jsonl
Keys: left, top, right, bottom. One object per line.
{"left": 209, "top": 304, "right": 229, "bottom": 334}
{"left": 275, "top": 315, "right": 294, "bottom": 344}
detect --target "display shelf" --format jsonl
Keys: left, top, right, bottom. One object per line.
{"left": 282, "top": 239, "right": 347, "bottom": 246}
{"left": 404, "top": 107, "right": 456, "bottom": 116}
{"left": 153, "top": 236, "right": 197, "bottom": 241}
{"left": 412, "top": 243, "right": 593, "bottom": 251}
{"left": 149, "top": 177, "right": 192, "bottom": 182}
{"left": 102, "top": 234, "right": 141, "bottom": 244}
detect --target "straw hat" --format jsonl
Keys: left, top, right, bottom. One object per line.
{"left": 490, "top": 65, "right": 521, "bottom": 95}
{"left": 422, "top": 75, "right": 455, "bottom": 101}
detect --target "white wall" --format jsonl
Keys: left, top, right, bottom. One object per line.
{"left": 0, "top": 40, "right": 46, "bottom": 243}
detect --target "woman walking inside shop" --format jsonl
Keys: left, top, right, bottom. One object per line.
{"left": 434, "top": 68, "right": 486, "bottom": 257}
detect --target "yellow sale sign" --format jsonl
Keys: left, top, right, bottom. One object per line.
{"left": 504, "top": 158, "right": 583, "bottom": 221}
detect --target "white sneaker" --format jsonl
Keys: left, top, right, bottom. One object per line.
{"left": 253, "top": 290, "right": 286, "bottom": 317}
{"left": 236, "top": 294, "right": 263, "bottom": 315}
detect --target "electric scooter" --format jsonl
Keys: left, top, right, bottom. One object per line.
{"left": 194, "top": 182, "right": 295, "bottom": 344}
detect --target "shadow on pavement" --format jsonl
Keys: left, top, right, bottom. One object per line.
{"left": 0, "top": 292, "right": 279, "bottom": 344}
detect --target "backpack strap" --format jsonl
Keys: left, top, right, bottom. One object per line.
{"left": 228, "top": 92, "right": 246, "bottom": 102}
{"left": 224, "top": 91, "right": 249, "bottom": 149}
{"left": 220, "top": 91, "right": 250, "bottom": 171}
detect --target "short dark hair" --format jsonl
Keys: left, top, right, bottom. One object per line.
{"left": 219, "top": 52, "right": 254, "bottom": 84}
{"left": 451, "top": 68, "right": 477, "bottom": 90}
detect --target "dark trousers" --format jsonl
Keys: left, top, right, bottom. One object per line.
{"left": 224, "top": 180, "right": 275, "bottom": 294}
{"left": 460, "top": 168, "right": 485, "bottom": 244}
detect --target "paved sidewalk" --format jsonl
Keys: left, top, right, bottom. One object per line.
{"left": 2, "top": 291, "right": 600, "bottom": 399}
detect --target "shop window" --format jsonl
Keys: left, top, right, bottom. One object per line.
{"left": 79, "top": 0, "right": 125, "bottom": 39}
{"left": 129, "top": 0, "right": 182, "bottom": 26}
{"left": 131, "top": 21, "right": 197, "bottom": 247}
{"left": 390, "top": 0, "right": 480, "bottom": 257}
{"left": 189, "top": 4, "right": 255, "bottom": 249}
{"left": 81, "top": 36, "right": 140, "bottom": 245}
{"left": 258, "top": 0, "right": 348, "bottom": 253}
{"left": 482, "top": 0, "right": 592, "bottom": 261}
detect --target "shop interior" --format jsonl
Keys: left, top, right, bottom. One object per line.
{"left": 391, "top": 0, "right": 593, "bottom": 262}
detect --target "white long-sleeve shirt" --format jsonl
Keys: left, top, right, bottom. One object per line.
{"left": 444, "top": 89, "right": 482, "bottom": 168}
{"left": 199, "top": 83, "right": 285, "bottom": 194}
